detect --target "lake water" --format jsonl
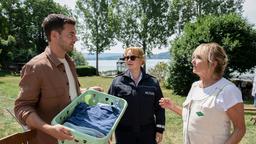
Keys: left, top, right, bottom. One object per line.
{"left": 87, "top": 59, "right": 170, "bottom": 72}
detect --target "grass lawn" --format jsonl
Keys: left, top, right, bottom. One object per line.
{"left": 0, "top": 75, "right": 255, "bottom": 143}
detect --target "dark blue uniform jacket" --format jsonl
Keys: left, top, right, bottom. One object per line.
{"left": 108, "top": 68, "right": 165, "bottom": 133}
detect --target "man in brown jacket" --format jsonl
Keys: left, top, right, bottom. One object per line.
{"left": 14, "top": 14, "right": 101, "bottom": 144}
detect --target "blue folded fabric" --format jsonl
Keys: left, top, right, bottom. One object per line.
{"left": 65, "top": 102, "right": 120, "bottom": 137}
{"left": 63, "top": 122, "right": 105, "bottom": 138}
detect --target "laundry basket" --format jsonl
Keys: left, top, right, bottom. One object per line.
{"left": 51, "top": 89, "right": 127, "bottom": 144}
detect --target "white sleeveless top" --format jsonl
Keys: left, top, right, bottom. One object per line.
{"left": 182, "top": 78, "right": 242, "bottom": 144}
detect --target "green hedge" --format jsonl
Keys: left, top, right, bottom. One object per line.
{"left": 165, "top": 13, "right": 256, "bottom": 96}
{"left": 76, "top": 66, "right": 96, "bottom": 76}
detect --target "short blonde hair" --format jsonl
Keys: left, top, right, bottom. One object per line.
{"left": 124, "top": 47, "right": 145, "bottom": 64}
{"left": 193, "top": 42, "right": 228, "bottom": 77}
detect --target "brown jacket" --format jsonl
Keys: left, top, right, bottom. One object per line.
{"left": 14, "top": 47, "right": 81, "bottom": 144}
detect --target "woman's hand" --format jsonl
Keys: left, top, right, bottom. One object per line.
{"left": 159, "top": 98, "right": 182, "bottom": 115}
{"left": 80, "top": 88, "right": 87, "bottom": 93}
{"left": 89, "top": 86, "right": 104, "bottom": 92}
{"left": 155, "top": 132, "right": 163, "bottom": 144}
{"left": 80, "top": 86, "right": 104, "bottom": 93}
{"left": 159, "top": 98, "right": 174, "bottom": 110}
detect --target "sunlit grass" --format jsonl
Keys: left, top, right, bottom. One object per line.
{"left": 0, "top": 75, "right": 255, "bottom": 143}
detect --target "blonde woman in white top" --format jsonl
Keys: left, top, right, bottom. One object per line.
{"left": 159, "top": 43, "right": 246, "bottom": 144}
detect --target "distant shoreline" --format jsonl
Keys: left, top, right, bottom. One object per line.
{"left": 85, "top": 58, "right": 171, "bottom": 60}
{"left": 84, "top": 52, "right": 171, "bottom": 60}
{"left": 87, "top": 59, "right": 170, "bottom": 72}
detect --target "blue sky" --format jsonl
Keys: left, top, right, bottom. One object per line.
{"left": 54, "top": 0, "right": 256, "bottom": 54}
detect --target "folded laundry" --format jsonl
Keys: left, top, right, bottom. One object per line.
{"left": 64, "top": 102, "right": 120, "bottom": 137}
{"left": 63, "top": 122, "right": 105, "bottom": 138}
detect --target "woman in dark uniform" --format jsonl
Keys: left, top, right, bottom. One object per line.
{"left": 108, "top": 47, "right": 165, "bottom": 144}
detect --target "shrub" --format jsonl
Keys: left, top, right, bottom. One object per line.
{"left": 148, "top": 62, "right": 168, "bottom": 82}
{"left": 70, "top": 50, "right": 88, "bottom": 66}
{"left": 76, "top": 66, "right": 96, "bottom": 76}
{"left": 165, "top": 13, "right": 256, "bottom": 96}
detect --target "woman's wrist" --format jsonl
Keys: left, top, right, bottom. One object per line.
{"left": 169, "top": 104, "right": 176, "bottom": 111}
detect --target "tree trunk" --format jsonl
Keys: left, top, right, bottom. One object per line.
{"left": 96, "top": 46, "right": 99, "bottom": 75}
{"left": 142, "top": 40, "right": 146, "bottom": 71}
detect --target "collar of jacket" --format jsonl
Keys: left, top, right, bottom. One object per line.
{"left": 122, "top": 67, "right": 150, "bottom": 81}
{"left": 44, "top": 46, "right": 73, "bottom": 67}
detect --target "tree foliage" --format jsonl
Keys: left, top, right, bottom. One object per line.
{"left": 0, "top": 0, "right": 69, "bottom": 70}
{"left": 0, "top": 35, "right": 16, "bottom": 68}
{"left": 23, "top": 0, "right": 70, "bottom": 53}
{"left": 75, "top": 0, "right": 117, "bottom": 74}
{"left": 165, "top": 13, "right": 256, "bottom": 96}
{"left": 69, "top": 50, "right": 88, "bottom": 66}
{"left": 115, "top": 0, "right": 175, "bottom": 66}
{"left": 148, "top": 61, "right": 168, "bottom": 82}
{"left": 0, "top": 0, "right": 26, "bottom": 69}
{"left": 171, "top": 0, "right": 244, "bottom": 34}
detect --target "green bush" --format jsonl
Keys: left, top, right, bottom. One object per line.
{"left": 165, "top": 13, "right": 256, "bottom": 96}
{"left": 148, "top": 62, "right": 169, "bottom": 82}
{"left": 69, "top": 50, "right": 88, "bottom": 66}
{"left": 165, "top": 56, "right": 198, "bottom": 96}
{"left": 76, "top": 66, "right": 96, "bottom": 76}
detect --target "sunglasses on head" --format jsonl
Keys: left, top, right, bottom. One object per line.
{"left": 124, "top": 55, "right": 140, "bottom": 61}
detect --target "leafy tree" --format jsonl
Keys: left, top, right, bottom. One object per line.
{"left": 148, "top": 62, "right": 168, "bottom": 82}
{"left": 23, "top": 0, "right": 70, "bottom": 53}
{"left": 0, "top": 0, "right": 25, "bottom": 69}
{"left": 75, "top": 0, "right": 118, "bottom": 75}
{"left": 69, "top": 50, "right": 88, "bottom": 66}
{"left": 115, "top": 0, "right": 175, "bottom": 69}
{"left": 0, "top": 0, "right": 69, "bottom": 70}
{"left": 165, "top": 13, "right": 256, "bottom": 96}
{"left": 171, "top": 0, "right": 244, "bottom": 34}
{"left": 0, "top": 36, "right": 16, "bottom": 68}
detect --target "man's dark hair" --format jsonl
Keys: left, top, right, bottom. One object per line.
{"left": 42, "top": 14, "right": 76, "bottom": 41}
